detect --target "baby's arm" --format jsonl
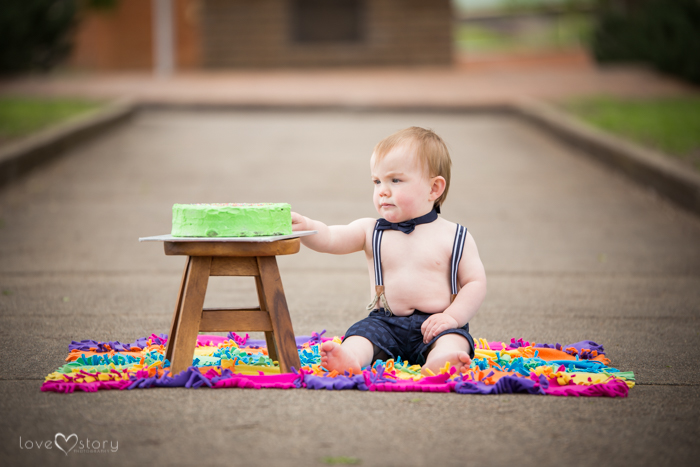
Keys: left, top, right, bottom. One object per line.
{"left": 421, "top": 232, "right": 487, "bottom": 343}
{"left": 291, "top": 212, "right": 373, "bottom": 255}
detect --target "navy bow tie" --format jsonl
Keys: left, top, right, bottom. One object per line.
{"left": 376, "top": 208, "right": 439, "bottom": 234}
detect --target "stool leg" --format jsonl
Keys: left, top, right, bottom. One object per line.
{"left": 264, "top": 332, "right": 279, "bottom": 362}
{"left": 165, "top": 256, "right": 192, "bottom": 363}
{"left": 255, "top": 276, "right": 280, "bottom": 362}
{"left": 168, "top": 256, "right": 212, "bottom": 375}
{"left": 257, "top": 256, "right": 301, "bottom": 373}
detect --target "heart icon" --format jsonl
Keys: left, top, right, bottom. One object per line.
{"left": 54, "top": 433, "right": 78, "bottom": 455}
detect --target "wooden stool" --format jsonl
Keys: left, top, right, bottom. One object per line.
{"left": 163, "top": 238, "right": 302, "bottom": 375}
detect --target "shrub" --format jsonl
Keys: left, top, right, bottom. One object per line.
{"left": 0, "top": 0, "right": 80, "bottom": 74}
{"left": 590, "top": 0, "right": 700, "bottom": 83}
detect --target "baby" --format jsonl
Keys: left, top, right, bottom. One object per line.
{"left": 291, "top": 127, "right": 486, "bottom": 375}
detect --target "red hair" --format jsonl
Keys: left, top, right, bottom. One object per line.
{"left": 372, "top": 127, "right": 452, "bottom": 209}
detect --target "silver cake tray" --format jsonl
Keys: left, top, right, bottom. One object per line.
{"left": 139, "top": 231, "right": 317, "bottom": 243}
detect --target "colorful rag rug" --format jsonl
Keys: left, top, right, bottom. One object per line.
{"left": 41, "top": 331, "right": 634, "bottom": 397}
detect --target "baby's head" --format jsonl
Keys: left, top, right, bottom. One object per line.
{"left": 371, "top": 127, "right": 451, "bottom": 219}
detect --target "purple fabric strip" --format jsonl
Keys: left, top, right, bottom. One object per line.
{"left": 544, "top": 379, "right": 628, "bottom": 397}
{"left": 454, "top": 375, "right": 547, "bottom": 395}
{"left": 68, "top": 334, "right": 168, "bottom": 352}
{"left": 303, "top": 374, "right": 368, "bottom": 390}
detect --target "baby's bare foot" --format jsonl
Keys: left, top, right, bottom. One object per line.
{"left": 320, "top": 342, "right": 362, "bottom": 373}
{"left": 422, "top": 350, "right": 471, "bottom": 376}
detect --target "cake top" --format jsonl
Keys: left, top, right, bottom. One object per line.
{"left": 178, "top": 203, "right": 286, "bottom": 207}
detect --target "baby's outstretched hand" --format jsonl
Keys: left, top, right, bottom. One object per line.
{"left": 421, "top": 313, "right": 459, "bottom": 344}
{"left": 291, "top": 212, "right": 308, "bottom": 231}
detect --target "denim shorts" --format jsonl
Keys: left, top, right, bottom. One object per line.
{"left": 344, "top": 308, "right": 475, "bottom": 366}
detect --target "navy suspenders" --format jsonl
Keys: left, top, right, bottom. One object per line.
{"left": 372, "top": 223, "right": 384, "bottom": 290}
{"left": 450, "top": 224, "right": 467, "bottom": 302}
{"left": 367, "top": 222, "right": 468, "bottom": 313}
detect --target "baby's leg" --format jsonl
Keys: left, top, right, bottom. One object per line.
{"left": 320, "top": 336, "right": 374, "bottom": 373}
{"left": 422, "top": 333, "right": 472, "bottom": 376}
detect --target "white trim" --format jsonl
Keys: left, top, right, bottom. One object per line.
{"left": 152, "top": 0, "right": 175, "bottom": 77}
{"left": 139, "top": 231, "right": 317, "bottom": 242}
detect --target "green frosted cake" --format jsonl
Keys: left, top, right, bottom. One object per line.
{"left": 171, "top": 203, "right": 292, "bottom": 237}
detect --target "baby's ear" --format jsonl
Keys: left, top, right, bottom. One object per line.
{"left": 430, "top": 176, "right": 446, "bottom": 200}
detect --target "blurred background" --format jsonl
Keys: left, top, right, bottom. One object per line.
{"left": 0, "top": 0, "right": 695, "bottom": 81}
{"left": 1, "top": 0, "right": 698, "bottom": 170}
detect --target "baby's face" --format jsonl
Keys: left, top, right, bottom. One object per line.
{"left": 370, "top": 145, "right": 434, "bottom": 222}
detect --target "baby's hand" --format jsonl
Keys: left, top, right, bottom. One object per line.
{"left": 421, "top": 313, "right": 459, "bottom": 344}
{"left": 291, "top": 212, "right": 309, "bottom": 231}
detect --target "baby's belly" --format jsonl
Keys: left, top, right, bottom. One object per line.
{"left": 374, "top": 273, "right": 452, "bottom": 316}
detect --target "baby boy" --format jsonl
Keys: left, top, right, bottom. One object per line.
{"left": 291, "top": 127, "right": 486, "bottom": 375}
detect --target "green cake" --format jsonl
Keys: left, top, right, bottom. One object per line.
{"left": 171, "top": 203, "right": 292, "bottom": 237}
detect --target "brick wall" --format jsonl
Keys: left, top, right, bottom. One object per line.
{"left": 200, "top": 0, "right": 453, "bottom": 68}
{"left": 68, "top": 0, "right": 452, "bottom": 70}
{"left": 70, "top": 0, "right": 201, "bottom": 71}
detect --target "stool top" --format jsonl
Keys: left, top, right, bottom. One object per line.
{"left": 140, "top": 231, "right": 316, "bottom": 257}
{"left": 164, "top": 238, "right": 301, "bottom": 256}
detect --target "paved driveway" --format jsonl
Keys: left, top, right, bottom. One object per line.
{"left": 1, "top": 110, "right": 699, "bottom": 466}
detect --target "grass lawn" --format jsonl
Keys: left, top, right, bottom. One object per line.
{"left": 454, "top": 13, "right": 592, "bottom": 54}
{"left": 564, "top": 96, "right": 700, "bottom": 171}
{"left": 0, "top": 96, "right": 103, "bottom": 145}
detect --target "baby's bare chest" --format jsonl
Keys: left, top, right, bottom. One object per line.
{"left": 376, "top": 229, "right": 454, "bottom": 276}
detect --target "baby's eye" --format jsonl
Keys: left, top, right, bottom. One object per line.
{"left": 392, "top": 178, "right": 400, "bottom": 183}
{"left": 373, "top": 179, "right": 380, "bottom": 185}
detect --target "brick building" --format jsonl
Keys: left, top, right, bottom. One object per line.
{"left": 70, "top": 0, "right": 454, "bottom": 71}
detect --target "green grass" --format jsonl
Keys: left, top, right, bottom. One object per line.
{"left": 455, "top": 24, "right": 515, "bottom": 52}
{"left": 454, "top": 13, "right": 592, "bottom": 54}
{"left": 0, "top": 96, "right": 102, "bottom": 144}
{"left": 564, "top": 96, "right": 700, "bottom": 171}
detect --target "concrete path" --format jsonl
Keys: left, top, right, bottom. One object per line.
{"left": 1, "top": 109, "right": 699, "bottom": 466}
{"left": 1, "top": 57, "right": 695, "bottom": 107}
